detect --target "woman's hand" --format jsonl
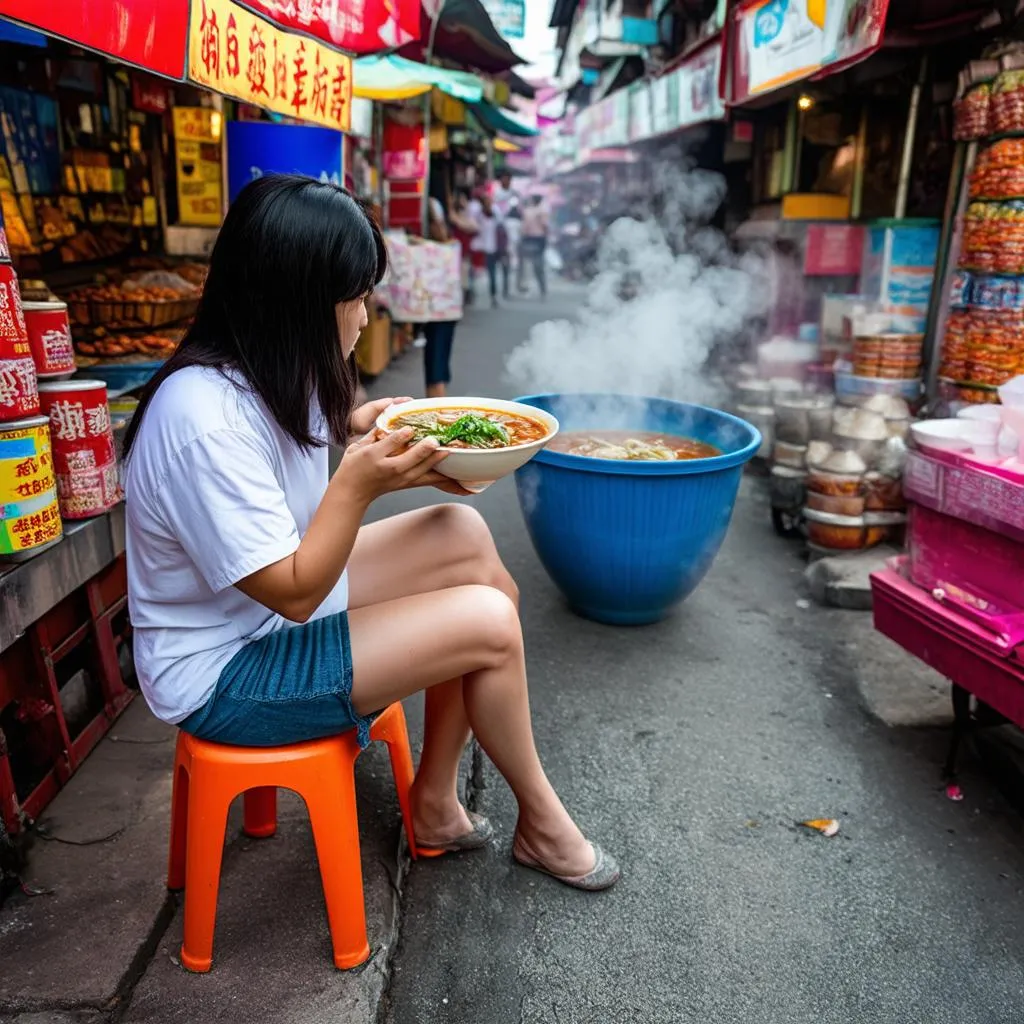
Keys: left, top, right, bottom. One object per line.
{"left": 349, "top": 396, "right": 412, "bottom": 437}
{"left": 334, "top": 428, "right": 448, "bottom": 505}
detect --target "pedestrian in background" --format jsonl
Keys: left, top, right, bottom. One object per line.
{"left": 449, "top": 189, "right": 477, "bottom": 306}
{"left": 470, "top": 192, "right": 501, "bottom": 308}
{"left": 519, "top": 195, "right": 549, "bottom": 298}
{"left": 423, "top": 195, "right": 462, "bottom": 399}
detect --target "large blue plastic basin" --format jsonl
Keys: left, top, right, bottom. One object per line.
{"left": 514, "top": 394, "right": 762, "bottom": 625}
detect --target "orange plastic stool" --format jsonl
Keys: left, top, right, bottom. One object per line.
{"left": 166, "top": 702, "right": 417, "bottom": 972}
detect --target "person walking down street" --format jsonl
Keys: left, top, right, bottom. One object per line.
{"left": 504, "top": 198, "right": 522, "bottom": 290}
{"left": 422, "top": 195, "right": 461, "bottom": 399}
{"left": 470, "top": 192, "right": 501, "bottom": 308}
{"left": 122, "top": 174, "right": 619, "bottom": 893}
{"left": 519, "top": 195, "right": 549, "bottom": 298}
{"left": 449, "top": 189, "right": 477, "bottom": 307}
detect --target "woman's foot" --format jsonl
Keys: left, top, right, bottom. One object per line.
{"left": 416, "top": 810, "right": 493, "bottom": 857}
{"left": 513, "top": 831, "right": 620, "bottom": 891}
{"left": 411, "top": 785, "right": 493, "bottom": 856}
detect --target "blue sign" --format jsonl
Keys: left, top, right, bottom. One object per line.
{"left": 226, "top": 121, "right": 344, "bottom": 203}
{"left": 0, "top": 20, "right": 48, "bottom": 47}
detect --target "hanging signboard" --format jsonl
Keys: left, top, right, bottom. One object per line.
{"left": 677, "top": 40, "right": 724, "bottom": 129}
{"left": 0, "top": 0, "right": 189, "bottom": 79}
{"left": 480, "top": 0, "right": 526, "bottom": 39}
{"left": 173, "top": 108, "right": 223, "bottom": 227}
{"left": 188, "top": 0, "right": 352, "bottom": 132}
{"left": 628, "top": 84, "right": 651, "bottom": 143}
{"left": 650, "top": 72, "right": 677, "bottom": 135}
{"left": 382, "top": 120, "right": 425, "bottom": 180}
{"left": 226, "top": 121, "right": 343, "bottom": 202}
{"left": 730, "top": 0, "right": 889, "bottom": 104}
{"left": 244, "top": 0, "right": 421, "bottom": 55}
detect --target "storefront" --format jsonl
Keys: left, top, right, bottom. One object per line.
{"left": 0, "top": 0, "right": 361, "bottom": 840}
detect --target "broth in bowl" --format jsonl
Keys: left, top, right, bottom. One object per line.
{"left": 388, "top": 407, "right": 549, "bottom": 450}
{"left": 548, "top": 431, "right": 721, "bottom": 462}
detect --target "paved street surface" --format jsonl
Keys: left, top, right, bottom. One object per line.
{"left": 369, "top": 284, "right": 1024, "bottom": 1024}
{"left": 3, "top": 284, "right": 1024, "bottom": 1024}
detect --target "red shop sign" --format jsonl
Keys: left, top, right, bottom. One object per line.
{"left": 132, "top": 75, "right": 172, "bottom": 115}
{"left": 0, "top": 0, "right": 189, "bottom": 79}
{"left": 244, "top": 0, "right": 421, "bottom": 56}
{"left": 803, "top": 224, "right": 865, "bottom": 277}
{"left": 383, "top": 120, "right": 425, "bottom": 181}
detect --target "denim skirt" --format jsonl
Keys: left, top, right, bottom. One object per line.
{"left": 178, "top": 612, "right": 376, "bottom": 748}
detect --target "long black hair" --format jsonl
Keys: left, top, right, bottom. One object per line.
{"left": 123, "top": 174, "right": 387, "bottom": 457}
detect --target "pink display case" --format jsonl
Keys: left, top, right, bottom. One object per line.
{"left": 903, "top": 451, "right": 1024, "bottom": 544}
{"left": 907, "top": 505, "right": 1024, "bottom": 650}
{"left": 871, "top": 561, "right": 1024, "bottom": 730}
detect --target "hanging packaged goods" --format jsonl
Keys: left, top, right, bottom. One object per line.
{"left": 729, "top": 0, "right": 890, "bottom": 104}
{"left": 187, "top": 0, "right": 353, "bottom": 132}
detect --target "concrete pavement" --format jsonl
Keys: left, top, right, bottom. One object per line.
{"left": 2, "top": 283, "right": 1023, "bottom": 1023}
{"left": 370, "top": 285, "right": 1024, "bottom": 1024}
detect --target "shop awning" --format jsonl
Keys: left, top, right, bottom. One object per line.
{"left": 0, "top": 0, "right": 419, "bottom": 84}
{"left": 0, "top": 0, "right": 190, "bottom": 79}
{"left": 469, "top": 99, "right": 538, "bottom": 137}
{"left": 494, "top": 137, "right": 523, "bottom": 153}
{"left": 353, "top": 55, "right": 485, "bottom": 102}
{"left": 403, "top": 0, "right": 525, "bottom": 73}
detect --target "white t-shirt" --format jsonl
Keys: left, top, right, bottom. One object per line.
{"left": 124, "top": 366, "right": 349, "bottom": 724}
{"left": 469, "top": 201, "right": 499, "bottom": 254}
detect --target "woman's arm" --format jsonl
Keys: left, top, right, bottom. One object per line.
{"left": 235, "top": 429, "right": 447, "bottom": 622}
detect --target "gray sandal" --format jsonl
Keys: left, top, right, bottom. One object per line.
{"left": 512, "top": 833, "right": 621, "bottom": 891}
{"left": 416, "top": 811, "right": 494, "bottom": 857}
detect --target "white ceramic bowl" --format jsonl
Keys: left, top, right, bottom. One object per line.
{"left": 910, "top": 419, "right": 971, "bottom": 455}
{"left": 376, "top": 397, "right": 559, "bottom": 494}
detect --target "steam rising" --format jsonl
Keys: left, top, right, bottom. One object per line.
{"left": 506, "top": 165, "right": 766, "bottom": 417}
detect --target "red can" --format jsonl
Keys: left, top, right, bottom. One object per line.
{"left": 0, "top": 263, "right": 29, "bottom": 362}
{"left": 37, "top": 380, "right": 120, "bottom": 519}
{"left": 23, "top": 301, "right": 75, "bottom": 378}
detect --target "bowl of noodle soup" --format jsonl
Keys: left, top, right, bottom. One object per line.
{"left": 513, "top": 393, "right": 761, "bottom": 625}
{"left": 376, "top": 397, "right": 558, "bottom": 493}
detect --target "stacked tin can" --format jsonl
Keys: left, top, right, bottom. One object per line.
{"left": 0, "top": 204, "right": 63, "bottom": 559}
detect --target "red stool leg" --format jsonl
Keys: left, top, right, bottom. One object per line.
{"left": 373, "top": 706, "right": 417, "bottom": 858}
{"left": 243, "top": 787, "right": 278, "bottom": 838}
{"left": 306, "top": 746, "right": 371, "bottom": 969}
{"left": 180, "top": 779, "right": 233, "bottom": 973}
{"left": 167, "top": 758, "right": 190, "bottom": 890}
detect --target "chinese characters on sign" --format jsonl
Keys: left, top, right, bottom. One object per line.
{"left": 245, "top": 0, "right": 421, "bottom": 56}
{"left": 172, "top": 108, "right": 224, "bottom": 227}
{"left": 188, "top": 0, "right": 352, "bottom": 132}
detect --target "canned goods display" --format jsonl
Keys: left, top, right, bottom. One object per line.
{"left": 23, "top": 301, "right": 75, "bottom": 377}
{"left": 0, "top": 262, "right": 29, "bottom": 360}
{"left": 0, "top": 414, "right": 62, "bottom": 560}
{"left": 37, "top": 380, "right": 120, "bottom": 520}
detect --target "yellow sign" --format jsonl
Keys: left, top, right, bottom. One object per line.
{"left": 188, "top": 0, "right": 352, "bottom": 132}
{"left": 173, "top": 108, "right": 223, "bottom": 227}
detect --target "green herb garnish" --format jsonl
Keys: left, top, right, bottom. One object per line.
{"left": 395, "top": 412, "right": 510, "bottom": 448}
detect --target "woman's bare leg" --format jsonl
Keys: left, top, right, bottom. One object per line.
{"left": 347, "top": 506, "right": 519, "bottom": 845}
{"left": 348, "top": 584, "right": 593, "bottom": 875}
